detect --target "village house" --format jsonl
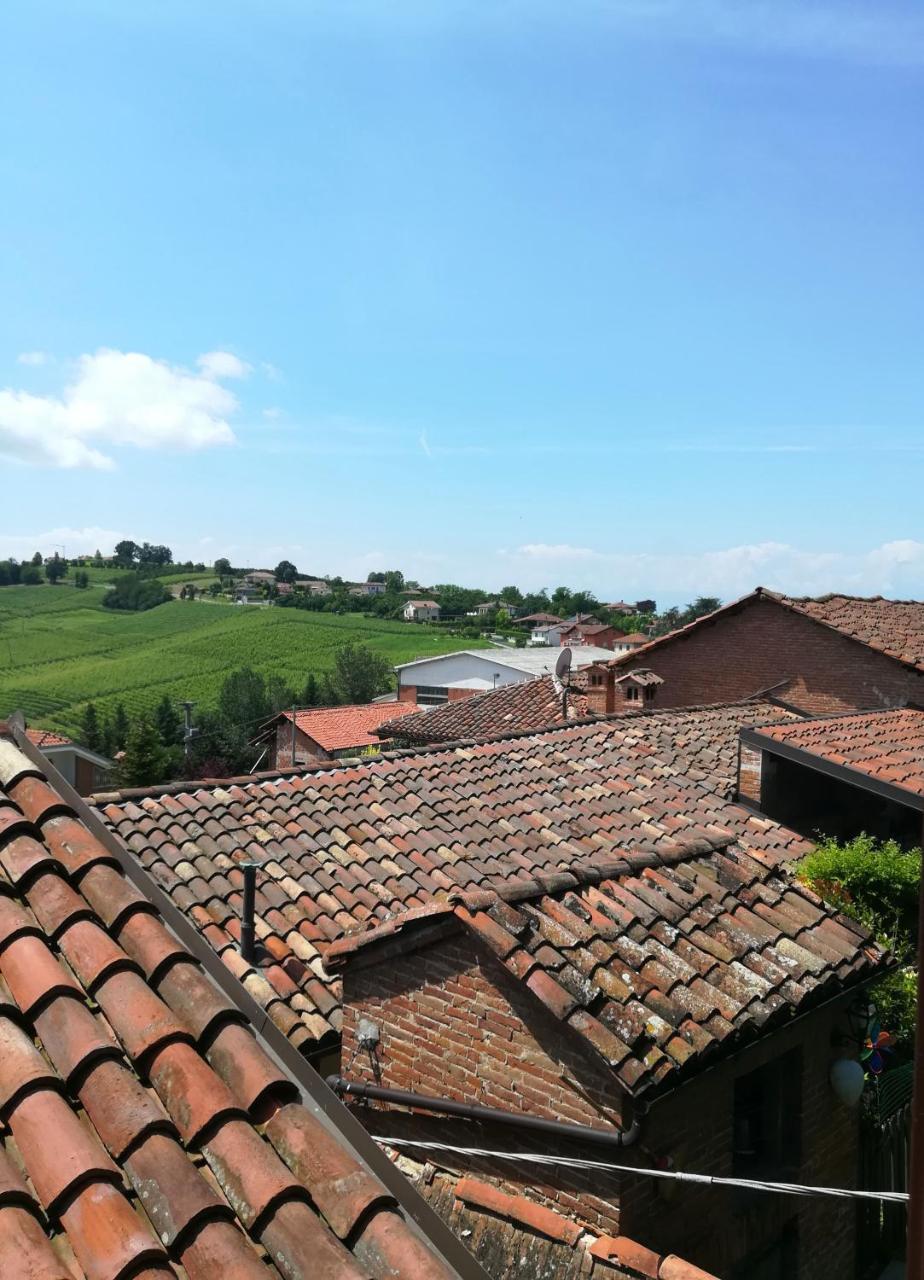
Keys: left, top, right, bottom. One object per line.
{"left": 403, "top": 598, "right": 441, "bottom": 622}
{"left": 612, "top": 631, "right": 651, "bottom": 654}
{"left": 0, "top": 720, "right": 479, "bottom": 1280}
{"left": 609, "top": 588, "right": 924, "bottom": 714}
{"left": 296, "top": 577, "right": 330, "bottom": 594}
{"left": 350, "top": 581, "right": 387, "bottom": 597}
{"left": 392, "top": 645, "right": 616, "bottom": 705}
{"left": 557, "top": 621, "right": 623, "bottom": 649}
{"left": 25, "top": 726, "right": 112, "bottom": 795}
{"left": 255, "top": 701, "right": 421, "bottom": 767}
{"left": 90, "top": 707, "right": 887, "bottom": 1280}
{"left": 243, "top": 569, "right": 277, "bottom": 586}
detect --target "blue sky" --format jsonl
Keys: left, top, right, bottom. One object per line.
{"left": 1, "top": 1, "right": 923, "bottom": 605}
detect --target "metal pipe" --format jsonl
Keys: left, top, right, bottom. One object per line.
{"left": 326, "top": 1076, "right": 641, "bottom": 1148}
{"left": 240, "top": 861, "right": 258, "bottom": 962}
{"left": 905, "top": 814, "right": 924, "bottom": 1278}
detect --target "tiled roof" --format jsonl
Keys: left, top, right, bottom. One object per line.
{"left": 778, "top": 593, "right": 924, "bottom": 671}
{"left": 0, "top": 727, "right": 461, "bottom": 1279}
{"left": 597, "top": 699, "right": 803, "bottom": 796}
{"left": 609, "top": 588, "right": 924, "bottom": 674}
{"left": 326, "top": 827, "right": 885, "bottom": 1099}
{"left": 748, "top": 706, "right": 924, "bottom": 799}
{"left": 25, "top": 727, "right": 73, "bottom": 748}
{"left": 518, "top": 613, "right": 564, "bottom": 625}
{"left": 380, "top": 692, "right": 799, "bottom": 794}
{"left": 272, "top": 703, "right": 420, "bottom": 753}
{"left": 91, "top": 714, "right": 881, "bottom": 1075}
{"left": 376, "top": 675, "right": 607, "bottom": 744}
{"left": 399, "top": 1166, "right": 718, "bottom": 1279}
{"left": 618, "top": 633, "right": 650, "bottom": 645}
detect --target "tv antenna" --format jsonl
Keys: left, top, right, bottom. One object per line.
{"left": 554, "top": 647, "right": 573, "bottom": 718}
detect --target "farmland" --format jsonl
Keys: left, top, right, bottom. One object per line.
{"left": 0, "top": 583, "right": 477, "bottom": 739}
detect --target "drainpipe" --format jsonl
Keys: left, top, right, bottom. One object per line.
{"left": 240, "top": 861, "right": 258, "bottom": 963}
{"left": 327, "top": 1076, "right": 641, "bottom": 1149}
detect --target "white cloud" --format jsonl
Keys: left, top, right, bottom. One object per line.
{"left": 262, "top": 407, "right": 284, "bottom": 421}
{"left": 516, "top": 543, "right": 602, "bottom": 561}
{"left": 500, "top": 539, "right": 924, "bottom": 602}
{"left": 16, "top": 351, "right": 49, "bottom": 366}
{"left": 419, "top": 431, "right": 433, "bottom": 458}
{"left": 0, "top": 349, "right": 245, "bottom": 469}
{"left": 0, "top": 526, "right": 130, "bottom": 560}
{"left": 197, "top": 351, "right": 252, "bottom": 380}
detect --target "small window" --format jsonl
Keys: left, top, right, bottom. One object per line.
{"left": 590, "top": 673, "right": 603, "bottom": 686}
{"left": 733, "top": 1048, "right": 801, "bottom": 1180}
{"left": 625, "top": 685, "right": 640, "bottom": 701}
{"left": 416, "top": 685, "right": 450, "bottom": 706}
{"left": 644, "top": 684, "right": 656, "bottom": 701}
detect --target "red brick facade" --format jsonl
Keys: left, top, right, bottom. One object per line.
{"left": 341, "top": 926, "right": 861, "bottom": 1280}
{"left": 397, "top": 684, "right": 481, "bottom": 706}
{"left": 621, "top": 595, "right": 924, "bottom": 714}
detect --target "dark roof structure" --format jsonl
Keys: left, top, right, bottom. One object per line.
{"left": 609, "top": 588, "right": 924, "bottom": 675}
{"left": 0, "top": 723, "right": 479, "bottom": 1280}
{"left": 377, "top": 675, "right": 604, "bottom": 745}
{"left": 92, "top": 714, "right": 885, "bottom": 1088}
{"left": 744, "top": 706, "right": 924, "bottom": 804}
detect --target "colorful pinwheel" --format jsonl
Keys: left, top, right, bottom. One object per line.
{"left": 861, "top": 1021, "right": 893, "bottom": 1076}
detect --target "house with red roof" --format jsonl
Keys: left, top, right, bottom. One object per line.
{"left": 609, "top": 588, "right": 924, "bottom": 715}
{"left": 256, "top": 701, "right": 420, "bottom": 767}
{"left": 25, "top": 727, "right": 112, "bottom": 795}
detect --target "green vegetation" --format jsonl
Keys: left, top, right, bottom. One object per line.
{"left": 102, "top": 575, "right": 172, "bottom": 612}
{"left": 0, "top": 582, "right": 478, "bottom": 739}
{"left": 799, "top": 834, "right": 921, "bottom": 1057}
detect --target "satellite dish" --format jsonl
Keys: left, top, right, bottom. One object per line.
{"left": 555, "top": 647, "right": 573, "bottom": 681}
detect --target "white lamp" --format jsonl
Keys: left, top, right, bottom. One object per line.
{"left": 829, "top": 1057, "right": 865, "bottom": 1107}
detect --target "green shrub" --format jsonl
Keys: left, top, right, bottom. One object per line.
{"left": 102, "top": 575, "right": 171, "bottom": 612}
{"left": 798, "top": 833, "right": 920, "bottom": 954}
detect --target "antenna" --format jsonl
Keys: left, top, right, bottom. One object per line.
{"left": 554, "top": 647, "right": 573, "bottom": 720}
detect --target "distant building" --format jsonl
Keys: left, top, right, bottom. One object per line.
{"left": 295, "top": 578, "right": 330, "bottom": 595}
{"left": 393, "top": 645, "right": 615, "bottom": 705}
{"left": 25, "top": 727, "right": 112, "bottom": 796}
{"left": 255, "top": 703, "right": 420, "bottom": 767}
{"left": 403, "top": 599, "right": 441, "bottom": 622}
{"left": 349, "top": 581, "right": 386, "bottom": 597}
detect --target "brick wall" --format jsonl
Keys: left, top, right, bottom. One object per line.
{"left": 272, "top": 723, "right": 329, "bottom": 767}
{"left": 341, "top": 926, "right": 631, "bottom": 1233}
{"left": 619, "top": 996, "right": 859, "bottom": 1280}
{"left": 625, "top": 596, "right": 924, "bottom": 714}
{"left": 396, "top": 684, "right": 479, "bottom": 706}
{"left": 341, "top": 928, "right": 862, "bottom": 1280}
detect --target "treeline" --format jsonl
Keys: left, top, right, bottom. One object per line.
{"left": 102, "top": 576, "right": 171, "bottom": 612}
{"left": 82, "top": 642, "right": 393, "bottom": 786}
{"left": 0, "top": 552, "right": 74, "bottom": 587}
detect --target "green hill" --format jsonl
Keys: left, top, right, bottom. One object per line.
{"left": 0, "top": 583, "right": 475, "bottom": 739}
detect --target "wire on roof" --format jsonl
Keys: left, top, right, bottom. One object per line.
{"left": 373, "top": 1137, "right": 908, "bottom": 1205}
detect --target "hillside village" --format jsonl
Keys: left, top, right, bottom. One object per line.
{"left": 1, "top": 567, "right": 921, "bottom": 1280}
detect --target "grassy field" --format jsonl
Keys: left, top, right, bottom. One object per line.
{"left": 0, "top": 583, "right": 475, "bottom": 738}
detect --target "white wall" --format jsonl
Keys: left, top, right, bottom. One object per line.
{"left": 397, "top": 653, "right": 528, "bottom": 691}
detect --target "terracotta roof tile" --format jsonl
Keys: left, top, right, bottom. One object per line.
{"left": 266, "top": 702, "right": 420, "bottom": 755}
{"left": 0, "top": 730, "right": 467, "bottom": 1280}
{"left": 751, "top": 706, "right": 924, "bottom": 798}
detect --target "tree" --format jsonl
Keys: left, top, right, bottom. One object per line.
{"left": 301, "top": 674, "right": 320, "bottom": 706}
{"left": 275, "top": 560, "right": 297, "bottom": 584}
{"left": 155, "top": 694, "right": 182, "bottom": 747}
{"left": 21, "top": 565, "right": 42, "bottom": 585}
{"left": 102, "top": 575, "right": 170, "bottom": 612}
{"left": 214, "top": 557, "right": 232, "bottom": 577}
{"left": 80, "top": 704, "right": 102, "bottom": 752}
{"left": 118, "top": 714, "right": 170, "bottom": 787}
{"left": 45, "top": 554, "right": 67, "bottom": 585}
{"left": 93, "top": 549, "right": 103, "bottom": 567}
{"left": 208, "top": 581, "right": 222, "bottom": 597}
{"left": 137, "top": 542, "right": 173, "bottom": 565}
{"left": 74, "top": 570, "right": 89, "bottom": 588}
{"left": 114, "top": 540, "right": 139, "bottom": 567}
{"left": 499, "top": 585, "right": 523, "bottom": 606}
{"left": 367, "top": 572, "right": 386, "bottom": 583}
{"left": 384, "top": 570, "right": 405, "bottom": 593}
{"left": 111, "top": 703, "right": 129, "bottom": 753}
{"left": 323, "top": 642, "right": 392, "bottom": 704}
{"left": 31, "top": 551, "right": 43, "bottom": 566}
